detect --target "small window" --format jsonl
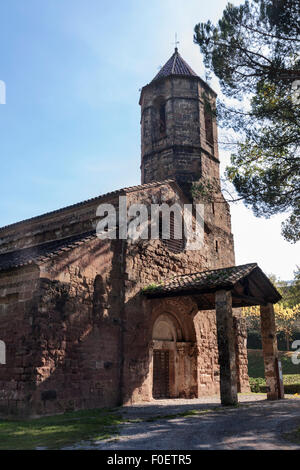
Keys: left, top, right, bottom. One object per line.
{"left": 215, "top": 240, "right": 219, "bottom": 253}
{"left": 159, "top": 103, "right": 166, "bottom": 134}
{"left": 212, "top": 202, "right": 215, "bottom": 215}
{"left": 159, "top": 212, "right": 185, "bottom": 253}
{"left": 204, "top": 109, "right": 213, "bottom": 145}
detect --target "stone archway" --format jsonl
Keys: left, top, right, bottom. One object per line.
{"left": 150, "top": 305, "right": 198, "bottom": 399}
{"left": 152, "top": 314, "right": 178, "bottom": 398}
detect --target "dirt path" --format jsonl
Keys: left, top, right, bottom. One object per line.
{"left": 63, "top": 395, "right": 300, "bottom": 450}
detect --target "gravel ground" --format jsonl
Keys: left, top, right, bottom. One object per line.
{"left": 62, "top": 394, "right": 300, "bottom": 450}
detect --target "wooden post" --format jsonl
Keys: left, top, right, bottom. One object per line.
{"left": 215, "top": 290, "right": 238, "bottom": 405}
{"left": 276, "top": 358, "right": 285, "bottom": 399}
{"left": 260, "top": 303, "right": 279, "bottom": 400}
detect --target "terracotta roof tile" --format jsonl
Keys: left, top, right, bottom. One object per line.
{"left": 152, "top": 49, "right": 198, "bottom": 82}
{"left": 142, "top": 263, "right": 258, "bottom": 296}
{"left": 0, "top": 231, "right": 96, "bottom": 272}
{"left": 0, "top": 179, "right": 184, "bottom": 272}
{"left": 0, "top": 179, "right": 177, "bottom": 233}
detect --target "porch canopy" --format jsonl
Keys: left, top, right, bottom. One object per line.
{"left": 143, "top": 263, "right": 283, "bottom": 406}
{"left": 143, "top": 263, "right": 281, "bottom": 308}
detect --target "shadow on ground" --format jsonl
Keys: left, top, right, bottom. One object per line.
{"left": 63, "top": 395, "right": 300, "bottom": 450}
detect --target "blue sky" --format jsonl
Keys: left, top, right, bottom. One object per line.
{"left": 0, "top": 0, "right": 298, "bottom": 279}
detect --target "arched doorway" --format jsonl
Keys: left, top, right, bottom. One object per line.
{"left": 151, "top": 312, "right": 195, "bottom": 399}
{"left": 149, "top": 297, "right": 198, "bottom": 400}
{"left": 152, "top": 314, "right": 178, "bottom": 398}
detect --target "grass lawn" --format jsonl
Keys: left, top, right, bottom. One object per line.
{"left": 0, "top": 407, "right": 123, "bottom": 450}
{"left": 0, "top": 406, "right": 237, "bottom": 450}
{"left": 247, "top": 349, "right": 300, "bottom": 393}
{"left": 1, "top": 350, "right": 299, "bottom": 450}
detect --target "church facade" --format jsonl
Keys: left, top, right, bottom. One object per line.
{"left": 0, "top": 49, "right": 282, "bottom": 416}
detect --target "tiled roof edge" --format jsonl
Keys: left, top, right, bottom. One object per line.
{"left": 0, "top": 179, "right": 177, "bottom": 234}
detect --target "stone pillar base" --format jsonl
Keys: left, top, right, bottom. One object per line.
{"left": 215, "top": 290, "right": 238, "bottom": 406}
{"left": 260, "top": 303, "right": 279, "bottom": 400}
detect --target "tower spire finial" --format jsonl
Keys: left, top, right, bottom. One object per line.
{"left": 173, "top": 32, "right": 179, "bottom": 52}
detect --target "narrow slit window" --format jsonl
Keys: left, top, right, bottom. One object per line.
{"left": 204, "top": 109, "right": 213, "bottom": 145}
{"left": 159, "top": 103, "right": 166, "bottom": 134}
{"left": 215, "top": 240, "right": 219, "bottom": 253}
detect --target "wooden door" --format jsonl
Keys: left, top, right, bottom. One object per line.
{"left": 153, "top": 350, "right": 170, "bottom": 398}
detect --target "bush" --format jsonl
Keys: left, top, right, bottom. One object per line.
{"left": 247, "top": 331, "right": 300, "bottom": 352}
{"left": 283, "top": 384, "right": 300, "bottom": 394}
{"left": 249, "top": 377, "right": 266, "bottom": 393}
{"left": 248, "top": 349, "right": 300, "bottom": 377}
{"left": 249, "top": 375, "right": 300, "bottom": 394}
{"left": 247, "top": 332, "right": 262, "bottom": 350}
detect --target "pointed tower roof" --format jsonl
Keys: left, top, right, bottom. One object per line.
{"left": 151, "top": 48, "right": 198, "bottom": 82}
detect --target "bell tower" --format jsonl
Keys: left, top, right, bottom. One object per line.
{"left": 139, "top": 48, "right": 220, "bottom": 196}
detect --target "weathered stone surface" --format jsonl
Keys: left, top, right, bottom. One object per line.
{"left": 215, "top": 290, "right": 238, "bottom": 405}
{"left": 0, "top": 51, "right": 250, "bottom": 416}
{"left": 140, "top": 76, "right": 219, "bottom": 191}
{"left": 260, "top": 303, "right": 279, "bottom": 400}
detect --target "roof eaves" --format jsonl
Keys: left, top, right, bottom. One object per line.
{"left": 142, "top": 263, "right": 258, "bottom": 297}
{"left": 0, "top": 231, "right": 98, "bottom": 272}
{"left": 0, "top": 179, "right": 177, "bottom": 234}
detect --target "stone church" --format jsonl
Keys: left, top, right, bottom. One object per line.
{"left": 0, "top": 48, "right": 282, "bottom": 416}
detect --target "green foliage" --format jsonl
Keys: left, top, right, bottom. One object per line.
{"left": 249, "top": 377, "right": 266, "bottom": 393}
{"left": 247, "top": 331, "right": 262, "bottom": 349}
{"left": 191, "top": 178, "right": 219, "bottom": 202}
{"left": 243, "top": 271, "right": 300, "bottom": 350}
{"left": 248, "top": 349, "right": 300, "bottom": 393}
{"left": 194, "top": 0, "right": 300, "bottom": 242}
{"left": 248, "top": 349, "right": 268, "bottom": 378}
{"left": 249, "top": 375, "right": 300, "bottom": 395}
{"left": 267, "top": 271, "right": 300, "bottom": 310}
{"left": 287, "top": 268, "right": 300, "bottom": 307}
{"left": 141, "top": 282, "right": 163, "bottom": 294}
{"left": 250, "top": 377, "right": 300, "bottom": 394}
{"left": 248, "top": 349, "right": 300, "bottom": 378}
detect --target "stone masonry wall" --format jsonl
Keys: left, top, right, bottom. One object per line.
{"left": 140, "top": 76, "right": 219, "bottom": 189}
{"left": 0, "top": 235, "right": 126, "bottom": 416}
{"left": 0, "top": 181, "right": 249, "bottom": 415}
{"left": 0, "top": 266, "right": 41, "bottom": 415}
{"left": 121, "top": 184, "right": 249, "bottom": 403}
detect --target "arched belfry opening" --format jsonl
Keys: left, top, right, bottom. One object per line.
{"left": 152, "top": 96, "right": 167, "bottom": 138}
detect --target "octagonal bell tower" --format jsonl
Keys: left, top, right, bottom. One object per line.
{"left": 139, "top": 48, "right": 220, "bottom": 196}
